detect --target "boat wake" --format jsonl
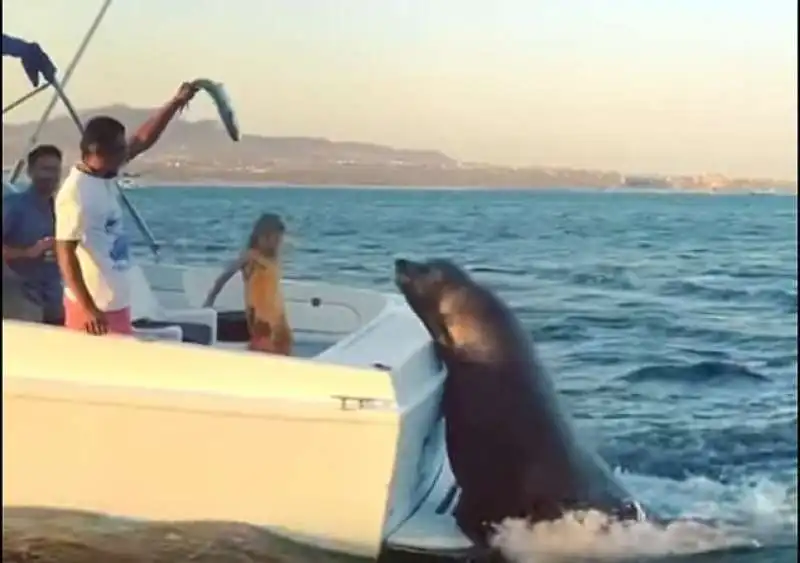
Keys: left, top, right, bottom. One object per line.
{"left": 490, "top": 471, "right": 796, "bottom": 562}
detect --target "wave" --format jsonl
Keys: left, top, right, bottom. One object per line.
{"left": 491, "top": 472, "right": 796, "bottom": 563}
{"left": 569, "top": 268, "right": 641, "bottom": 291}
{"left": 469, "top": 266, "right": 531, "bottom": 276}
{"left": 621, "top": 361, "right": 770, "bottom": 384}
{"left": 603, "top": 419, "right": 797, "bottom": 482}
{"left": 658, "top": 280, "right": 796, "bottom": 311}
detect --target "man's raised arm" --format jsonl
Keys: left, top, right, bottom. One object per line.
{"left": 125, "top": 82, "right": 199, "bottom": 162}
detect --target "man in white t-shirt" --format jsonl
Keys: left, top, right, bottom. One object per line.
{"left": 54, "top": 83, "right": 198, "bottom": 335}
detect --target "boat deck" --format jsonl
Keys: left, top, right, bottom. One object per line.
{"left": 214, "top": 337, "right": 335, "bottom": 359}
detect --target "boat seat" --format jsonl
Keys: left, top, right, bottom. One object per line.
{"left": 182, "top": 269, "right": 215, "bottom": 308}
{"left": 132, "top": 323, "right": 183, "bottom": 343}
{"left": 132, "top": 319, "right": 212, "bottom": 346}
{"left": 129, "top": 264, "right": 218, "bottom": 345}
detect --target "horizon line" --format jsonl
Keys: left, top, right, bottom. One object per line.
{"left": 2, "top": 104, "right": 796, "bottom": 185}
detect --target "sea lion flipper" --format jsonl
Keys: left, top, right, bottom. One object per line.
{"left": 454, "top": 493, "right": 493, "bottom": 547}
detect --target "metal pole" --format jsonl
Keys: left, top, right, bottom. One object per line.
{"left": 9, "top": 0, "right": 114, "bottom": 183}
{"left": 2, "top": 83, "right": 50, "bottom": 115}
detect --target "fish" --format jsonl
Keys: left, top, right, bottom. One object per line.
{"left": 190, "top": 78, "right": 240, "bottom": 142}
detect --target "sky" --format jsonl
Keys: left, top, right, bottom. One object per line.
{"left": 2, "top": 0, "right": 797, "bottom": 179}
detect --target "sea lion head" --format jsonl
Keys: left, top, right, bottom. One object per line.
{"left": 395, "top": 258, "right": 487, "bottom": 351}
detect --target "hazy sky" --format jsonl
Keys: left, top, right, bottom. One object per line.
{"left": 2, "top": 0, "right": 797, "bottom": 179}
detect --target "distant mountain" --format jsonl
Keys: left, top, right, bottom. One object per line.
{"left": 1, "top": 105, "right": 457, "bottom": 169}
{"left": 3, "top": 106, "right": 794, "bottom": 191}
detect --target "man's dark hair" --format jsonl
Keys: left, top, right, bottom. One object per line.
{"left": 80, "top": 116, "right": 126, "bottom": 156}
{"left": 27, "top": 144, "right": 62, "bottom": 168}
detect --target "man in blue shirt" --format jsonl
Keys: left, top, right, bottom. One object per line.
{"left": 3, "top": 145, "right": 64, "bottom": 324}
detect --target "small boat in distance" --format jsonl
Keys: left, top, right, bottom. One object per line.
{"left": 117, "top": 172, "right": 142, "bottom": 190}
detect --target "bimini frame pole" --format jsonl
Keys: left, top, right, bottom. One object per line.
{"left": 9, "top": 0, "right": 114, "bottom": 183}
{"left": 7, "top": 0, "right": 161, "bottom": 260}
{"left": 2, "top": 83, "right": 50, "bottom": 115}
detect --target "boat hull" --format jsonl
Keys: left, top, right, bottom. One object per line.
{"left": 2, "top": 321, "right": 400, "bottom": 557}
{"left": 3, "top": 263, "right": 476, "bottom": 557}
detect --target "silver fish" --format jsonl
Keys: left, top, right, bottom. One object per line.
{"left": 190, "top": 78, "right": 240, "bottom": 142}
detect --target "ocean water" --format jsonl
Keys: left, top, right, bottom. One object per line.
{"left": 126, "top": 186, "right": 796, "bottom": 563}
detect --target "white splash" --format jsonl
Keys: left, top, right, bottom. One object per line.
{"left": 490, "top": 471, "right": 796, "bottom": 562}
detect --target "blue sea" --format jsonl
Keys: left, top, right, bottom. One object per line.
{"left": 127, "top": 186, "right": 796, "bottom": 563}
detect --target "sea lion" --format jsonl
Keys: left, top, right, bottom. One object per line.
{"left": 394, "top": 258, "right": 646, "bottom": 546}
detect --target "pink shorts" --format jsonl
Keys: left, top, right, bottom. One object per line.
{"left": 63, "top": 298, "right": 133, "bottom": 335}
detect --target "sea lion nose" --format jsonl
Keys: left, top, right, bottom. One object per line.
{"left": 395, "top": 258, "right": 410, "bottom": 271}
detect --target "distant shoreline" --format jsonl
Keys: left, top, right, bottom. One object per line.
{"left": 127, "top": 181, "right": 796, "bottom": 196}
{"left": 134, "top": 180, "right": 567, "bottom": 191}
{"left": 5, "top": 104, "right": 795, "bottom": 195}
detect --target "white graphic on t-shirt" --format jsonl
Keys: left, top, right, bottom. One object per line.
{"left": 104, "top": 217, "right": 131, "bottom": 272}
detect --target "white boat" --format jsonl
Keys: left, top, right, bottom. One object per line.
{"left": 2, "top": 4, "right": 473, "bottom": 558}
{"left": 3, "top": 262, "right": 474, "bottom": 558}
